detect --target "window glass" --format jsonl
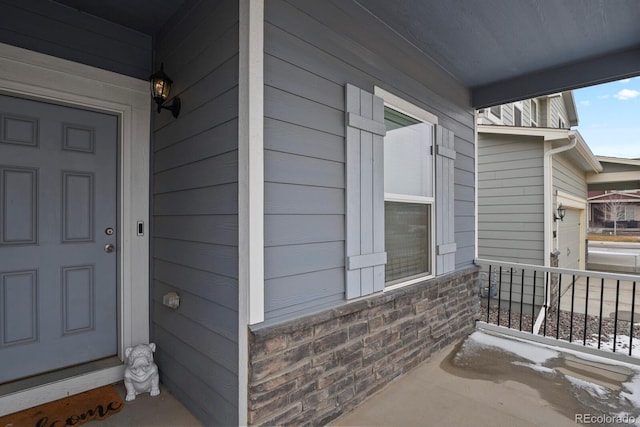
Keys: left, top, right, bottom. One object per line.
{"left": 383, "top": 107, "right": 433, "bottom": 198}
{"left": 514, "top": 105, "right": 522, "bottom": 126}
{"left": 383, "top": 106, "right": 434, "bottom": 285}
{"left": 385, "top": 202, "right": 431, "bottom": 283}
{"left": 489, "top": 105, "right": 501, "bottom": 118}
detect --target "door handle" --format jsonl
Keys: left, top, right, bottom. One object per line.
{"left": 104, "top": 244, "right": 115, "bottom": 253}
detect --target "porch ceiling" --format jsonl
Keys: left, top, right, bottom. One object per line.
{"left": 52, "top": 0, "right": 187, "bottom": 35}
{"left": 52, "top": 0, "right": 640, "bottom": 108}
{"left": 353, "top": 0, "right": 640, "bottom": 107}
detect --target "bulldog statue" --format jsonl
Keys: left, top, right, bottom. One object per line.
{"left": 124, "top": 343, "right": 160, "bottom": 401}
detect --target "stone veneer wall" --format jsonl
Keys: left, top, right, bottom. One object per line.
{"left": 247, "top": 266, "right": 480, "bottom": 426}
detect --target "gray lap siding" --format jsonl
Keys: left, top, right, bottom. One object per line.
{"left": 263, "top": 0, "right": 476, "bottom": 322}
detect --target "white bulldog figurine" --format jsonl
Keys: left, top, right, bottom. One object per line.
{"left": 124, "top": 343, "right": 160, "bottom": 401}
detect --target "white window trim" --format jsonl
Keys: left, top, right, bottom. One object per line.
{"left": 513, "top": 102, "right": 523, "bottom": 126}
{"left": 385, "top": 193, "right": 434, "bottom": 204}
{"left": 374, "top": 86, "right": 437, "bottom": 289}
{"left": 374, "top": 87, "right": 438, "bottom": 125}
{"left": 558, "top": 116, "right": 566, "bottom": 129}
{"left": 530, "top": 99, "right": 539, "bottom": 126}
{"left": 488, "top": 104, "right": 503, "bottom": 123}
{"left": 0, "top": 42, "right": 149, "bottom": 414}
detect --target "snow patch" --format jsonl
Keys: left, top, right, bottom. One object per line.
{"left": 587, "top": 334, "right": 640, "bottom": 358}
{"left": 512, "top": 361, "right": 555, "bottom": 374}
{"left": 621, "top": 373, "right": 640, "bottom": 407}
{"left": 565, "top": 374, "right": 610, "bottom": 398}
{"left": 468, "top": 331, "right": 559, "bottom": 364}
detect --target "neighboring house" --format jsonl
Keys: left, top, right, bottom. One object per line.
{"left": 589, "top": 190, "right": 640, "bottom": 231}
{"left": 0, "top": 1, "right": 638, "bottom": 426}
{"left": 478, "top": 92, "right": 602, "bottom": 276}
{"left": 587, "top": 157, "right": 640, "bottom": 232}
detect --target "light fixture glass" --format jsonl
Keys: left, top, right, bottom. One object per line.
{"left": 554, "top": 204, "right": 566, "bottom": 222}
{"left": 149, "top": 63, "right": 180, "bottom": 118}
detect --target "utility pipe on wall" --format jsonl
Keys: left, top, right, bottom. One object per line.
{"left": 543, "top": 133, "right": 577, "bottom": 267}
{"left": 534, "top": 134, "right": 576, "bottom": 334}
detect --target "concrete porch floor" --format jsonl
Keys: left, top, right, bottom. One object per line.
{"left": 91, "top": 383, "right": 203, "bottom": 427}
{"left": 332, "top": 330, "right": 640, "bottom": 427}
{"left": 85, "top": 329, "right": 640, "bottom": 426}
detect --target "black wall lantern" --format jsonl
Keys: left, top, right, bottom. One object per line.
{"left": 554, "top": 204, "right": 566, "bottom": 222}
{"left": 150, "top": 63, "right": 181, "bottom": 118}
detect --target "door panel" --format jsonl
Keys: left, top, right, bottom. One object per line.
{"left": 558, "top": 208, "right": 581, "bottom": 270}
{"left": 0, "top": 94, "right": 118, "bottom": 383}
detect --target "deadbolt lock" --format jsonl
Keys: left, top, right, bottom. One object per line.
{"left": 105, "top": 227, "right": 114, "bottom": 235}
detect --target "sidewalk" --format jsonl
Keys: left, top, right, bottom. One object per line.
{"left": 331, "top": 330, "right": 640, "bottom": 427}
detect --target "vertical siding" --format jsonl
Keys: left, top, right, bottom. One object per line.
{"left": 263, "top": 0, "right": 475, "bottom": 322}
{"left": 501, "top": 103, "right": 514, "bottom": 125}
{"left": 478, "top": 134, "right": 545, "bottom": 265}
{"left": 151, "top": 0, "right": 239, "bottom": 425}
{"left": 539, "top": 97, "right": 550, "bottom": 127}
{"left": 549, "top": 95, "right": 568, "bottom": 128}
{"left": 0, "top": 0, "right": 151, "bottom": 79}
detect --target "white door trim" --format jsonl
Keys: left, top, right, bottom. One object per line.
{"left": 0, "top": 42, "right": 150, "bottom": 415}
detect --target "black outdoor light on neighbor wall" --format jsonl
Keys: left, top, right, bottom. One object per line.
{"left": 150, "top": 63, "right": 181, "bottom": 118}
{"left": 554, "top": 204, "right": 566, "bottom": 222}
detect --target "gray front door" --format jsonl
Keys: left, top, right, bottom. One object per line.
{"left": 0, "top": 94, "right": 118, "bottom": 383}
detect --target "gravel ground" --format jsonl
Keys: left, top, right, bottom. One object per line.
{"left": 480, "top": 300, "right": 640, "bottom": 354}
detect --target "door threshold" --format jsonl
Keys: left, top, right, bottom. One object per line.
{"left": 0, "top": 357, "right": 124, "bottom": 416}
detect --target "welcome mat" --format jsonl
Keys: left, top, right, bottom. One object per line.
{"left": 0, "top": 385, "right": 124, "bottom": 427}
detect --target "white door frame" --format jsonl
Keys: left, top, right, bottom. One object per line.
{"left": 0, "top": 43, "right": 150, "bottom": 415}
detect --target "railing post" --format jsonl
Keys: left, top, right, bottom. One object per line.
{"left": 486, "top": 265, "right": 492, "bottom": 323}
{"left": 531, "top": 270, "right": 537, "bottom": 334}
{"left": 614, "top": 280, "right": 620, "bottom": 353}
{"left": 630, "top": 281, "right": 636, "bottom": 357}
{"left": 519, "top": 269, "right": 525, "bottom": 331}
{"left": 598, "top": 278, "right": 605, "bottom": 350}
{"left": 543, "top": 271, "right": 549, "bottom": 337}
{"left": 497, "top": 266, "right": 503, "bottom": 327}
{"left": 508, "top": 268, "right": 514, "bottom": 329}
{"left": 556, "top": 274, "right": 562, "bottom": 340}
{"left": 583, "top": 277, "right": 590, "bottom": 346}
{"left": 569, "top": 274, "right": 576, "bottom": 343}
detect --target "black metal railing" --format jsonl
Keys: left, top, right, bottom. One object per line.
{"left": 476, "top": 258, "right": 640, "bottom": 357}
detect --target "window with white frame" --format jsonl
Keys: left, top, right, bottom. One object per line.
{"left": 489, "top": 105, "right": 501, "bottom": 120}
{"left": 513, "top": 102, "right": 522, "bottom": 126}
{"left": 625, "top": 205, "right": 635, "bottom": 221}
{"left": 558, "top": 116, "right": 566, "bottom": 129}
{"left": 383, "top": 106, "right": 435, "bottom": 285}
{"left": 530, "top": 99, "right": 538, "bottom": 127}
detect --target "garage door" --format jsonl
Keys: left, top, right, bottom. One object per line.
{"left": 558, "top": 207, "right": 582, "bottom": 270}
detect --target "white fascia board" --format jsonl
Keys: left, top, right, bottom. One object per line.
{"left": 477, "top": 124, "right": 568, "bottom": 141}
{"left": 596, "top": 156, "right": 640, "bottom": 167}
{"left": 562, "top": 91, "right": 579, "bottom": 127}
{"left": 587, "top": 171, "right": 640, "bottom": 184}
{"left": 569, "top": 130, "right": 602, "bottom": 173}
